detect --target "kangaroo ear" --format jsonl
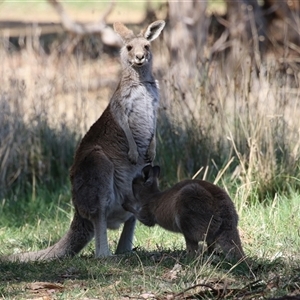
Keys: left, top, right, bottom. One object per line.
{"left": 142, "top": 20, "right": 165, "bottom": 42}
{"left": 113, "top": 22, "right": 135, "bottom": 43}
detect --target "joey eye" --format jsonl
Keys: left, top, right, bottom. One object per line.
{"left": 126, "top": 45, "right": 133, "bottom": 51}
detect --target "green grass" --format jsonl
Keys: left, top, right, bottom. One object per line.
{"left": 0, "top": 187, "right": 299, "bottom": 299}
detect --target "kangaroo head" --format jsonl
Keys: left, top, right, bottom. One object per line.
{"left": 113, "top": 20, "right": 165, "bottom": 68}
{"left": 132, "top": 165, "right": 160, "bottom": 201}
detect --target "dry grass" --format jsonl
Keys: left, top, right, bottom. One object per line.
{"left": 0, "top": 39, "right": 120, "bottom": 195}
{"left": 1, "top": 10, "right": 300, "bottom": 201}
{"left": 156, "top": 37, "right": 300, "bottom": 203}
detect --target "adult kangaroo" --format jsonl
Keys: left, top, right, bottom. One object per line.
{"left": 123, "top": 165, "right": 246, "bottom": 262}
{"left": 6, "top": 20, "right": 165, "bottom": 262}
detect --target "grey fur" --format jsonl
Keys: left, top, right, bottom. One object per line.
{"left": 123, "top": 165, "right": 246, "bottom": 262}
{"left": 5, "top": 20, "right": 165, "bottom": 262}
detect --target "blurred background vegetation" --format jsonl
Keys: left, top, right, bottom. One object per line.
{"left": 1, "top": 3, "right": 300, "bottom": 298}
{"left": 0, "top": 0, "right": 300, "bottom": 207}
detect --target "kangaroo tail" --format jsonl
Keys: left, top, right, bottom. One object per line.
{"left": 2, "top": 212, "right": 94, "bottom": 262}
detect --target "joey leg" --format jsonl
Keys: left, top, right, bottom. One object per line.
{"left": 218, "top": 229, "right": 245, "bottom": 261}
{"left": 206, "top": 236, "right": 217, "bottom": 256}
{"left": 184, "top": 236, "right": 199, "bottom": 257}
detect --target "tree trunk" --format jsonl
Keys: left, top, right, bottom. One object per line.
{"left": 224, "top": 0, "right": 267, "bottom": 68}
{"left": 163, "top": 0, "right": 208, "bottom": 111}
{"left": 264, "top": 0, "right": 300, "bottom": 46}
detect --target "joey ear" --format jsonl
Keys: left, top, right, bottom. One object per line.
{"left": 141, "top": 165, "right": 155, "bottom": 185}
{"left": 141, "top": 165, "right": 152, "bottom": 180}
{"left": 152, "top": 165, "right": 160, "bottom": 178}
{"left": 113, "top": 22, "right": 135, "bottom": 43}
{"left": 142, "top": 20, "right": 165, "bottom": 42}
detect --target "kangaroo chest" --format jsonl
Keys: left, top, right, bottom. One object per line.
{"left": 120, "top": 82, "right": 159, "bottom": 154}
{"left": 128, "top": 83, "right": 158, "bottom": 129}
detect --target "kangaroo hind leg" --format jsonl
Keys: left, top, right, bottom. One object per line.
{"left": 93, "top": 162, "right": 115, "bottom": 258}
{"left": 115, "top": 215, "right": 136, "bottom": 254}
{"left": 93, "top": 210, "right": 111, "bottom": 257}
{"left": 74, "top": 151, "right": 115, "bottom": 258}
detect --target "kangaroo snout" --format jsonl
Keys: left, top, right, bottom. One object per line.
{"left": 135, "top": 52, "right": 146, "bottom": 64}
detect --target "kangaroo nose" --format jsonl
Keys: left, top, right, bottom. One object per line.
{"left": 136, "top": 53, "right": 145, "bottom": 60}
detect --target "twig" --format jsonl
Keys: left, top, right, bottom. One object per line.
{"left": 173, "top": 283, "right": 219, "bottom": 299}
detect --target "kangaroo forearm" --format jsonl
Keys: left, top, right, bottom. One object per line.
{"left": 123, "top": 126, "right": 138, "bottom": 154}
{"left": 147, "top": 135, "right": 156, "bottom": 162}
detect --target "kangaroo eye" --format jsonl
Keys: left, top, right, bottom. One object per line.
{"left": 144, "top": 45, "right": 150, "bottom": 51}
{"left": 126, "top": 45, "right": 133, "bottom": 51}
